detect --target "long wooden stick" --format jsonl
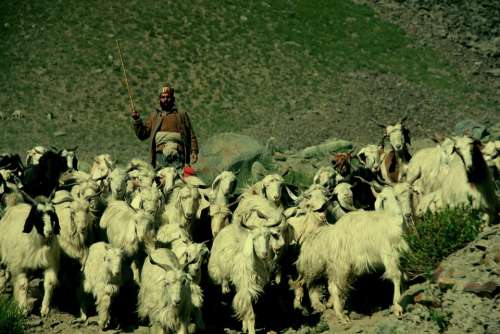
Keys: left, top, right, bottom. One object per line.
{"left": 116, "top": 39, "right": 136, "bottom": 113}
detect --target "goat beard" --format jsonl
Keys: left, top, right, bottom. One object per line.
{"left": 467, "top": 145, "right": 488, "bottom": 184}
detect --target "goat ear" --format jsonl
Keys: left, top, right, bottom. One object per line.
{"left": 48, "top": 210, "right": 60, "bottom": 235}
{"left": 357, "top": 152, "right": 366, "bottom": 163}
{"left": 23, "top": 205, "right": 44, "bottom": 235}
{"left": 403, "top": 127, "right": 411, "bottom": 145}
{"left": 212, "top": 174, "right": 222, "bottom": 191}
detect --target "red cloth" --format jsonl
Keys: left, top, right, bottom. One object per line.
{"left": 183, "top": 166, "right": 196, "bottom": 177}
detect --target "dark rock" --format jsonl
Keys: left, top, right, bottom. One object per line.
{"left": 463, "top": 281, "right": 500, "bottom": 298}
{"left": 454, "top": 119, "right": 489, "bottom": 140}
{"left": 26, "top": 318, "right": 43, "bottom": 327}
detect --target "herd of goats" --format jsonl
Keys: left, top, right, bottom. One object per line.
{"left": 0, "top": 119, "right": 499, "bottom": 334}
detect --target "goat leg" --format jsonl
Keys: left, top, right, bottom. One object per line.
{"left": 41, "top": 268, "right": 58, "bottom": 316}
{"left": 327, "top": 279, "right": 350, "bottom": 324}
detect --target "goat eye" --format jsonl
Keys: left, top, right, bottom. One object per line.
{"left": 255, "top": 211, "right": 267, "bottom": 219}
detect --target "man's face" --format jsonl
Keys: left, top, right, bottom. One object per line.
{"left": 160, "top": 91, "right": 174, "bottom": 110}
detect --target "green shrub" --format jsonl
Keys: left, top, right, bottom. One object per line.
{"left": 401, "top": 205, "right": 483, "bottom": 280}
{"left": 0, "top": 296, "right": 25, "bottom": 334}
{"left": 429, "top": 307, "right": 451, "bottom": 333}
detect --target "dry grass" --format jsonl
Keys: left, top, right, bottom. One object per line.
{"left": 0, "top": 0, "right": 498, "bottom": 164}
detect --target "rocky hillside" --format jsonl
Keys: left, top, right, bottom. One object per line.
{"left": 1, "top": 0, "right": 499, "bottom": 163}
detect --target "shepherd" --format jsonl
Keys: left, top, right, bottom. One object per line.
{"left": 131, "top": 83, "right": 199, "bottom": 169}
{"left": 116, "top": 40, "right": 199, "bottom": 169}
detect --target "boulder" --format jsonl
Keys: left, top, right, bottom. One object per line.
{"left": 299, "top": 138, "right": 354, "bottom": 159}
{"left": 453, "top": 119, "right": 489, "bottom": 140}
{"left": 194, "top": 132, "right": 266, "bottom": 183}
{"left": 433, "top": 224, "right": 500, "bottom": 297}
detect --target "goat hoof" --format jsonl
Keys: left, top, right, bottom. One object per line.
{"left": 392, "top": 304, "right": 404, "bottom": 317}
{"left": 40, "top": 305, "right": 50, "bottom": 317}
{"left": 311, "top": 303, "right": 326, "bottom": 313}
{"left": 79, "top": 312, "right": 88, "bottom": 322}
{"left": 99, "top": 320, "right": 110, "bottom": 330}
{"left": 339, "top": 314, "right": 351, "bottom": 324}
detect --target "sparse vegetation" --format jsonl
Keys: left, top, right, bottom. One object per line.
{"left": 0, "top": 296, "right": 25, "bottom": 334}
{"left": 0, "top": 0, "right": 498, "bottom": 163}
{"left": 401, "top": 205, "right": 483, "bottom": 280}
{"left": 429, "top": 307, "right": 452, "bottom": 333}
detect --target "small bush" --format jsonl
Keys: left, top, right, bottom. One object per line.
{"left": 429, "top": 307, "right": 451, "bottom": 333}
{"left": 0, "top": 296, "right": 25, "bottom": 334}
{"left": 401, "top": 205, "right": 483, "bottom": 280}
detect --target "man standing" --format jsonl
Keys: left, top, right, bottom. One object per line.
{"left": 131, "top": 84, "right": 199, "bottom": 168}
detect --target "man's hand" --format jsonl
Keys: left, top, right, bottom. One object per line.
{"left": 190, "top": 152, "right": 198, "bottom": 164}
{"left": 131, "top": 110, "right": 140, "bottom": 120}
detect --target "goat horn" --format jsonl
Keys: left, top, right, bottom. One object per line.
{"left": 407, "top": 170, "right": 422, "bottom": 185}
{"left": 353, "top": 176, "right": 371, "bottom": 186}
{"left": 340, "top": 202, "right": 357, "bottom": 212}
{"left": 371, "top": 117, "right": 386, "bottom": 129}
{"left": 84, "top": 189, "right": 103, "bottom": 201}
{"left": 19, "top": 189, "right": 38, "bottom": 206}
{"left": 265, "top": 218, "right": 282, "bottom": 228}
{"left": 285, "top": 185, "right": 299, "bottom": 202}
{"left": 376, "top": 174, "right": 393, "bottom": 186}
{"left": 281, "top": 167, "right": 291, "bottom": 177}
{"left": 149, "top": 255, "right": 174, "bottom": 272}
{"left": 355, "top": 175, "right": 384, "bottom": 193}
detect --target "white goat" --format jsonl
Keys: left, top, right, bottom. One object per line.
{"left": 482, "top": 140, "right": 500, "bottom": 178}
{"left": 53, "top": 190, "right": 91, "bottom": 261}
{"left": 61, "top": 147, "right": 78, "bottom": 171}
{"left": 356, "top": 144, "right": 383, "bottom": 174}
{"left": 330, "top": 182, "right": 358, "bottom": 220}
{"left": 376, "top": 120, "right": 412, "bottom": 183}
{"left": 130, "top": 185, "right": 162, "bottom": 217}
{"left": 100, "top": 200, "right": 155, "bottom": 284}
{"left": 208, "top": 197, "right": 285, "bottom": 334}
{"left": 292, "top": 180, "right": 415, "bottom": 323}
{"left": 312, "top": 166, "right": 339, "bottom": 191}
{"left": 12, "top": 109, "right": 24, "bottom": 119}
{"left": 415, "top": 136, "right": 499, "bottom": 223}
{"left": 0, "top": 203, "right": 61, "bottom": 316}
{"left": 156, "top": 166, "right": 181, "bottom": 198}
{"left": 403, "top": 137, "right": 455, "bottom": 194}
{"left": 208, "top": 171, "right": 237, "bottom": 237}
{"left": 240, "top": 173, "right": 285, "bottom": 208}
{"left": 26, "top": 145, "right": 50, "bottom": 166}
{"left": 286, "top": 185, "right": 329, "bottom": 245}
{"left": 80, "top": 242, "right": 123, "bottom": 329}
{"left": 157, "top": 223, "right": 208, "bottom": 280}
{"left": 90, "top": 154, "right": 115, "bottom": 187}
{"left": 160, "top": 182, "right": 204, "bottom": 231}
{"left": 138, "top": 247, "right": 204, "bottom": 334}
{"left": 0, "top": 169, "right": 23, "bottom": 208}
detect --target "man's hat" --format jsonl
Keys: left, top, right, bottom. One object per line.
{"left": 161, "top": 83, "right": 174, "bottom": 96}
